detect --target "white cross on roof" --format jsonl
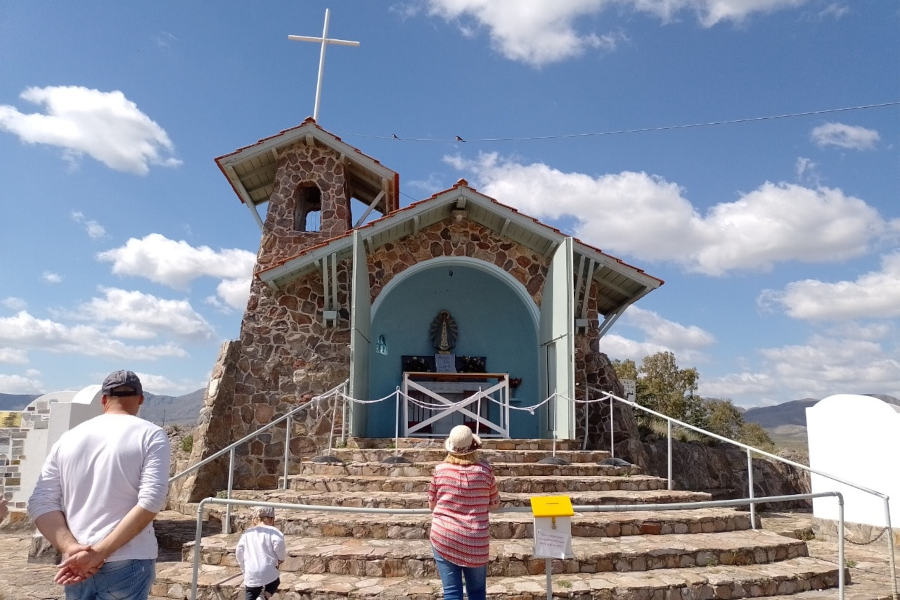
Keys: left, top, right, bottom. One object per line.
{"left": 288, "top": 8, "right": 360, "bottom": 122}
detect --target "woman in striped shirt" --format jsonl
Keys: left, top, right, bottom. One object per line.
{"left": 429, "top": 425, "right": 500, "bottom": 600}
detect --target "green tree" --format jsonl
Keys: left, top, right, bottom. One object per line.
{"left": 612, "top": 359, "right": 638, "bottom": 382}
{"left": 738, "top": 422, "right": 775, "bottom": 452}
{"left": 704, "top": 398, "right": 744, "bottom": 439}
{"left": 636, "top": 352, "right": 705, "bottom": 428}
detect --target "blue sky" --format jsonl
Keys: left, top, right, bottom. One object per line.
{"left": 0, "top": 1, "right": 897, "bottom": 406}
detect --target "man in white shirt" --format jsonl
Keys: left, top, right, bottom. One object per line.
{"left": 235, "top": 506, "right": 286, "bottom": 600}
{"left": 27, "top": 370, "right": 170, "bottom": 600}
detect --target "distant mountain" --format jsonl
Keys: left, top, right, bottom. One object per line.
{"left": 744, "top": 394, "right": 900, "bottom": 429}
{"left": 139, "top": 388, "right": 205, "bottom": 426}
{"left": 0, "top": 393, "right": 39, "bottom": 411}
{"left": 742, "top": 398, "right": 819, "bottom": 428}
{"left": 0, "top": 389, "right": 205, "bottom": 426}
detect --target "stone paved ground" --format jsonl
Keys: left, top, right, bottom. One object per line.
{"left": 1, "top": 510, "right": 896, "bottom": 599}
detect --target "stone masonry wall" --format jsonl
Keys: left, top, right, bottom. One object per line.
{"left": 257, "top": 141, "right": 350, "bottom": 270}
{"left": 366, "top": 219, "right": 548, "bottom": 304}
{"left": 177, "top": 265, "right": 353, "bottom": 500}
{"left": 176, "top": 139, "right": 357, "bottom": 500}
{"left": 574, "top": 278, "right": 647, "bottom": 464}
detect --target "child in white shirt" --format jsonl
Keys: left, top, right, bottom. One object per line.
{"left": 235, "top": 506, "right": 286, "bottom": 600}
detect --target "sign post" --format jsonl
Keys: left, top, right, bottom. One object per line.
{"left": 530, "top": 495, "right": 574, "bottom": 600}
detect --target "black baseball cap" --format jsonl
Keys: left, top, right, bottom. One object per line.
{"left": 101, "top": 370, "right": 143, "bottom": 396}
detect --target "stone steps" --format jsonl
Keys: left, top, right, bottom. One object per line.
{"left": 152, "top": 556, "right": 845, "bottom": 599}
{"left": 202, "top": 505, "right": 751, "bottom": 540}
{"left": 324, "top": 447, "right": 610, "bottom": 464}
{"left": 282, "top": 473, "right": 668, "bottom": 493}
{"left": 226, "top": 487, "right": 712, "bottom": 510}
{"left": 185, "top": 529, "right": 809, "bottom": 577}
{"left": 345, "top": 437, "right": 585, "bottom": 451}
{"left": 291, "top": 460, "right": 640, "bottom": 477}
{"left": 156, "top": 437, "right": 843, "bottom": 597}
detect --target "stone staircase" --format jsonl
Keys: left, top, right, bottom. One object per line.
{"left": 153, "top": 438, "right": 848, "bottom": 599}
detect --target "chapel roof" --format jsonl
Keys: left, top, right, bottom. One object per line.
{"left": 215, "top": 117, "right": 399, "bottom": 216}
{"left": 257, "top": 179, "right": 663, "bottom": 319}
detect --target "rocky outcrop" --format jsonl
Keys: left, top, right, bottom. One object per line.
{"left": 638, "top": 437, "right": 811, "bottom": 505}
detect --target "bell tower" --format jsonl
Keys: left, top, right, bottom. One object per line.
{"left": 216, "top": 118, "right": 399, "bottom": 270}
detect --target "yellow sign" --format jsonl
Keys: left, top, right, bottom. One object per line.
{"left": 530, "top": 495, "right": 573, "bottom": 518}
{"left": 0, "top": 411, "right": 22, "bottom": 428}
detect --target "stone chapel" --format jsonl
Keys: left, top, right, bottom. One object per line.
{"left": 179, "top": 118, "right": 662, "bottom": 501}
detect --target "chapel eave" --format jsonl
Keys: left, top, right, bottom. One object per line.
{"left": 215, "top": 117, "right": 399, "bottom": 215}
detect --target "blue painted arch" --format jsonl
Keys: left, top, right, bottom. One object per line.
{"left": 366, "top": 257, "right": 543, "bottom": 438}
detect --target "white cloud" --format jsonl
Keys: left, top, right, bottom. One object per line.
{"left": 424, "top": 0, "right": 624, "bottom": 66}
{"left": 0, "top": 348, "right": 28, "bottom": 364}
{"left": 98, "top": 234, "right": 256, "bottom": 301}
{"left": 686, "top": 0, "right": 809, "bottom": 26}
{"left": 759, "top": 251, "right": 900, "bottom": 320}
{"left": 2, "top": 297, "right": 26, "bottom": 311}
{"left": 135, "top": 371, "right": 204, "bottom": 396}
{"left": 760, "top": 335, "right": 900, "bottom": 398}
{"left": 0, "top": 86, "right": 181, "bottom": 175}
{"left": 794, "top": 156, "right": 820, "bottom": 186}
{"left": 408, "top": 172, "right": 450, "bottom": 195}
{"left": 598, "top": 307, "right": 715, "bottom": 364}
{"left": 699, "top": 371, "right": 777, "bottom": 401}
{"left": 423, "top": 0, "right": 811, "bottom": 65}
{"left": 75, "top": 287, "right": 214, "bottom": 341}
{"left": 154, "top": 31, "right": 179, "bottom": 49}
{"left": 0, "top": 373, "right": 43, "bottom": 394}
{"left": 450, "top": 152, "right": 892, "bottom": 275}
{"left": 818, "top": 2, "right": 849, "bottom": 19}
{"left": 702, "top": 327, "right": 900, "bottom": 406}
{"left": 618, "top": 306, "right": 715, "bottom": 361}
{"left": 811, "top": 122, "right": 880, "bottom": 150}
{"left": 215, "top": 278, "right": 252, "bottom": 311}
{"left": 596, "top": 333, "right": 671, "bottom": 362}
{"left": 0, "top": 310, "right": 187, "bottom": 360}
{"left": 42, "top": 271, "right": 62, "bottom": 284}
{"left": 71, "top": 211, "right": 106, "bottom": 239}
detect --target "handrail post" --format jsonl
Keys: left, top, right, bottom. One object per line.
{"left": 505, "top": 377, "right": 511, "bottom": 439}
{"left": 667, "top": 419, "right": 673, "bottom": 491}
{"left": 581, "top": 375, "right": 589, "bottom": 451}
{"left": 747, "top": 448, "right": 756, "bottom": 529}
{"left": 394, "top": 387, "right": 401, "bottom": 455}
{"left": 477, "top": 387, "right": 482, "bottom": 437}
{"left": 282, "top": 415, "right": 292, "bottom": 490}
{"left": 340, "top": 386, "right": 348, "bottom": 446}
{"left": 191, "top": 499, "right": 207, "bottom": 600}
{"left": 885, "top": 497, "right": 898, "bottom": 599}
{"left": 327, "top": 392, "right": 337, "bottom": 455}
{"left": 224, "top": 447, "right": 235, "bottom": 535}
{"left": 838, "top": 493, "right": 845, "bottom": 600}
{"left": 609, "top": 396, "right": 615, "bottom": 458}
{"left": 551, "top": 391, "right": 557, "bottom": 458}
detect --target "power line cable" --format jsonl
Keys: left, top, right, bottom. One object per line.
{"left": 350, "top": 100, "right": 900, "bottom": 144}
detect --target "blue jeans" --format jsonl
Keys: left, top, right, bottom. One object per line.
{"left": 433, "top": 547, "right": 487, "bottom": 600}
{"left": 65, "top": 559, "right": 155, "bottom": 600}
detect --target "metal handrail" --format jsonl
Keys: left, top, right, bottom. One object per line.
{"left": 168, "top": 379, "right": 348, "bottom": 532}
{"left": 190, "top": 492, "right": 848, "bottom": 600}
{"left": 592, "top": 387, "right": 897, "bottom": 598}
